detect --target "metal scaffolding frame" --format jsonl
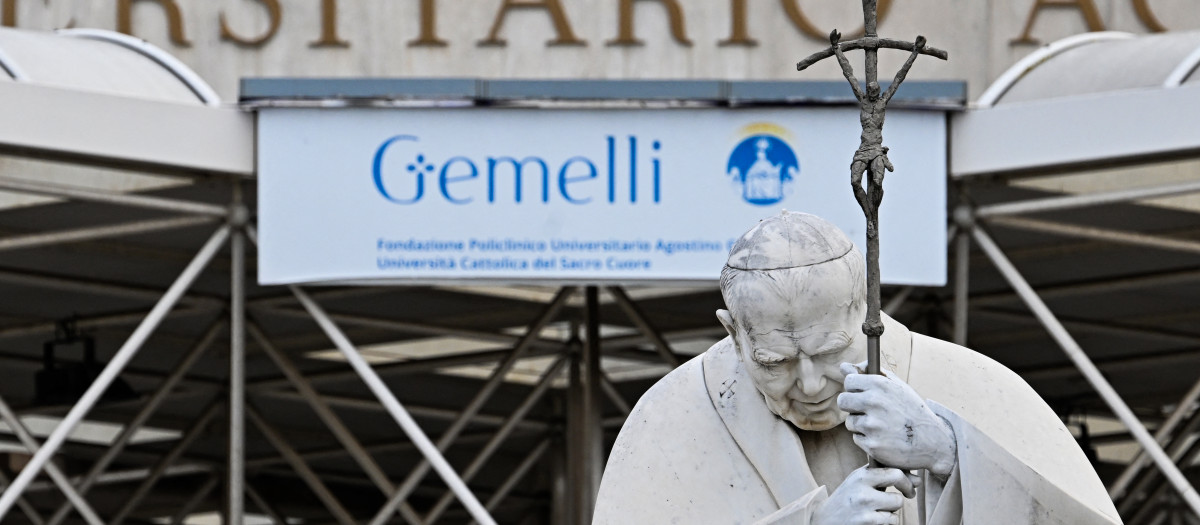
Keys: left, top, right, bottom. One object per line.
{"left": 0, "top": 173, "right": 652, "bottom": 523}
{"left": 950, "top": 179, "right": 1200, "bottom": 523}
{"left": 0, "top": 154, "right": 1196, "bottom": 524}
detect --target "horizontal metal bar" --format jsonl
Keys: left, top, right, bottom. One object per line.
{"left": 0, "top": 267, "right": 223, "bottom": 308}
{"left": 27, "top": 464, "right": 212, "bottom": 492}
{"left": 248, "top": 345, "right": 563, "bottom": 390}
{"left": 258, "top": 305, "right": 562, "bottom": 349}
{"left": 0, "top": 177, "right": 228, "bottom": 216}
{"left": 255, "top": 390, "right": 550, "bottom": 431}
{"left": 986, "top": 216, "right": 1200, "bottom": 256}
{"left": 970, "top": 268, "right": 1200, "bottom": 309}
{"left": 977, "top": 179, "right": 1200, "bottom": 218}
{"left": 0, "top": 216, "right": 217, "bottom": 253}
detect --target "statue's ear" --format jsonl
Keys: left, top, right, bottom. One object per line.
{"left": 716, "top": 309, "right": 736, "bottom": 338}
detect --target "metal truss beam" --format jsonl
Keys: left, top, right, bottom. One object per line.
{"left": 247, "top": 405, "right": 357, "bottom": 525}
{"left": 249, "top": 321, "right": 423, "bottom": 524}
{"left": 971, "top": 225, "right": 1200, "bottom": 516}
{"left": 108, "top": 402, "right": 220, "bottom": 524}
{"left": 0, "top": 225, "right": 229, "bottom": 521}
{"left": 0, "top": 216, "right": 218, "bottom": 253}
{"left": 43, "top": 320, "right": 222, "bottom": 525}
{"left": 988, "top": 216, "right": 1200, "bottom": 256}
{"left": 976, "top": 179, "right": 1200, "bottom": 218}
{"left": 0, "top": 176, "right": 230, "bottom": 217}
{"left": 422, "top": 357, "right": 568, "bottom": 524}
{"left": 0, "top": 395, "right": 103, "bottom": 524}
{"left": 608, "top": 286, "right": 681, "bottom": 368}
{"left": 356, "top": 286, "right": 573, "bottom": 525}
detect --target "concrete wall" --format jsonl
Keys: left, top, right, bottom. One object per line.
{"left": 4, "top": 0, "right": 1199, "bottom": 102}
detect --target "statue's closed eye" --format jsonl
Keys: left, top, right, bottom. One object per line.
{"left": 752, "top": 349, "right": 792, "bottom": 367}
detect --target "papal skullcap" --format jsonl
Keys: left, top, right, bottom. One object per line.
{"left": 726, "top": 211, "right": 854, "bottom": 271}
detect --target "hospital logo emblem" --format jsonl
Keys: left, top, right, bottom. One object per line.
{"left": 726, "top": 125, "right": 799, "bottom": 206}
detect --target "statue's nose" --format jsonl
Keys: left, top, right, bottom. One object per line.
{"left": 797, "top": 357, "right": 827, "bottom": 397}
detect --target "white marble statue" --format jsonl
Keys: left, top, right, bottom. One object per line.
{"left": 593, "top": 211, "right": 1122, "bottom": 525}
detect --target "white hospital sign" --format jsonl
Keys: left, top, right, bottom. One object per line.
{"left": 257, "top": 107, "right": 946, "bottom": 285}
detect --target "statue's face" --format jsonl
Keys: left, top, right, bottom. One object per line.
{"left": 719, "top": 266, "right": 866, "bottom": 431}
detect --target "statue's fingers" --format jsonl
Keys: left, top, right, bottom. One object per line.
{"left": 869, "top": 511, "right": 901, "bottom": 525}
{"left": 837, "top": 392, "right": 867, "bottom": 413}
{"left": 851, "top": 432, "right": 873, "bottom": 453}
{"left": 844, "top": 413, "right": 861, "bottom": 433}
{"left": 844, "top": 373, "right": 890, "bottom": 395}
{"left": 889, "top": 472, "right": 917, "bottom": 499}
{"left": 872, "top": 491, "right": 905, "bottom": 512}
{"left": 839, "top": 361, "right": 863, "bottom": 379}
{"left": 866, "top": 467, "right": 909, "bottom": 491}
{"left": 906, "top": 470, "right": 923, "bottom": 490}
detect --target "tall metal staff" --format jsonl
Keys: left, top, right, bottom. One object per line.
{"left": 796, "top": 1, "right": 947, "bottom": 377}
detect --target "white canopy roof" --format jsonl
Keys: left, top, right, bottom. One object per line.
{"left": 0, "top": 27, "right": 251, "bottom": 176}
{"left": 952, "top": 31, "right": 1200, "bottom": 178}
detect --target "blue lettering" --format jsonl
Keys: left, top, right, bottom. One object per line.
{"left": 487, "top": 157, "right": 550, "bottom": 203}
{"left": 607, "top": 136, "right": 616, "bottom": 203}
{"left": 440, "top": 156, "right": 478, "bottom": 204}
{"left": 629, "top": 136, "right": 638, "bottom": 203}
{"left": 558, "top": 156, "right": 598, "bottom": 204}
{"left": 653, "top": 140, "right": 662, "bottom": 203}
{"left": 373, "top": 135, "right": 423, "bottom": 204}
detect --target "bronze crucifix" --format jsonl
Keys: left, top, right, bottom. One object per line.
{"left": 796, "top": 0, "right": 947, "bottom": 377}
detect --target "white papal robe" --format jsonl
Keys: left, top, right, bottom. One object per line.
{"left": 593, "top": 314, "right": 1122, "bottom": 525}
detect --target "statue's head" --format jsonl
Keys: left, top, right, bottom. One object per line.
{"left": 866, "top": 81, "right": 881, "bottom": 100}
{"left": 716, "top": 211, "right": 867, "bottom": 431}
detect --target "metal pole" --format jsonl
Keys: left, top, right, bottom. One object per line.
{"left": 229, "top": 204, "right": 247, "bottom": 525}
{"left": 882, "top": 286, "right": 915, "bottom": 316}
{"left": 361, "top": 288, "right": 573, "bottom": 525}
{"left": 0, "top": 176, "right": 229, "bottom": 217}
{"left": 971, "top": 225, "right": 1200, "bottom": 516}
{"left": 987, "top": 216, "right": 1200, "bottom": 256}
{"left": 976, "top": 179, "right": 1200, "bottom": 218}
{"left": 258, "top": 305, "right": 562, "bottom": 350}
{"left": 0, "top": 469, "right": 44, "bottom": 525}
{"left": 247, "top": 322, "right": 423, "bottom": 525}
{"left": 247, "top": 406, "right": 358, "bottom": 525}
{"left": 581, "top": 286, "right": 604, "bottom": 524}
{"left": 0, "top": 267, "right": 223, "bottom": 308}
{"left": 0, "top": 396, "right": 104, "bottom": 525}
{"left": 32, "top": 465, "right": 212, "bottom": 494}
{"left": 293, "top": 286, "right": 504, "bottom": 525}
{"left": 607, "top": 286, "right": 681, "bottom": 368}
{"left": 170, "top": 475, "right": 219, "bottom": 525}
{"left": 250, "top": 344, "right": 563, "bottom": 391}
{"left": 245, "top": 482, "right": 289, "bottom": 525}
{"left": 1110, "top": 374, "right": 1200, "bottom": 499}
{"left": 423, "top": 357, "right": 569, "bottom": 524}
{"left": 485, "top": 439, "right": 552, "bottom": 516}
{"left": 0, "top": 216, "right": 217, "bottom": 253}
{"left": 0, "top": 225, "right": 230, "bottom": 521}
{"left": 599, "top": 374, "right": 632, "bottom": 415}
{"left": 256, "top": 389, "right": 548, "bottom": 432}
{"left": 43, "top": 320, "right": 223, "bottom": 525}
{"left": 1117, "top": 407, "right": 1200, "bottom": 515}
{"left": 953, "top": 228, "right": 971, "bottom": 346}
{"left": 1125, "top": 436, "right": 1200, "bottom": 525}
{"left": 110, "top": 402, "right": 221, "bottom": 525}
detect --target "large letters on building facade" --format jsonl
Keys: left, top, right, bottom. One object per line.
{"left": 0, "top": 1, "right": 1189, "bottom": 50}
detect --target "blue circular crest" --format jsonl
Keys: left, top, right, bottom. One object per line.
{"left": 726, "top": 135, "right": 800, "bottom": 206}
